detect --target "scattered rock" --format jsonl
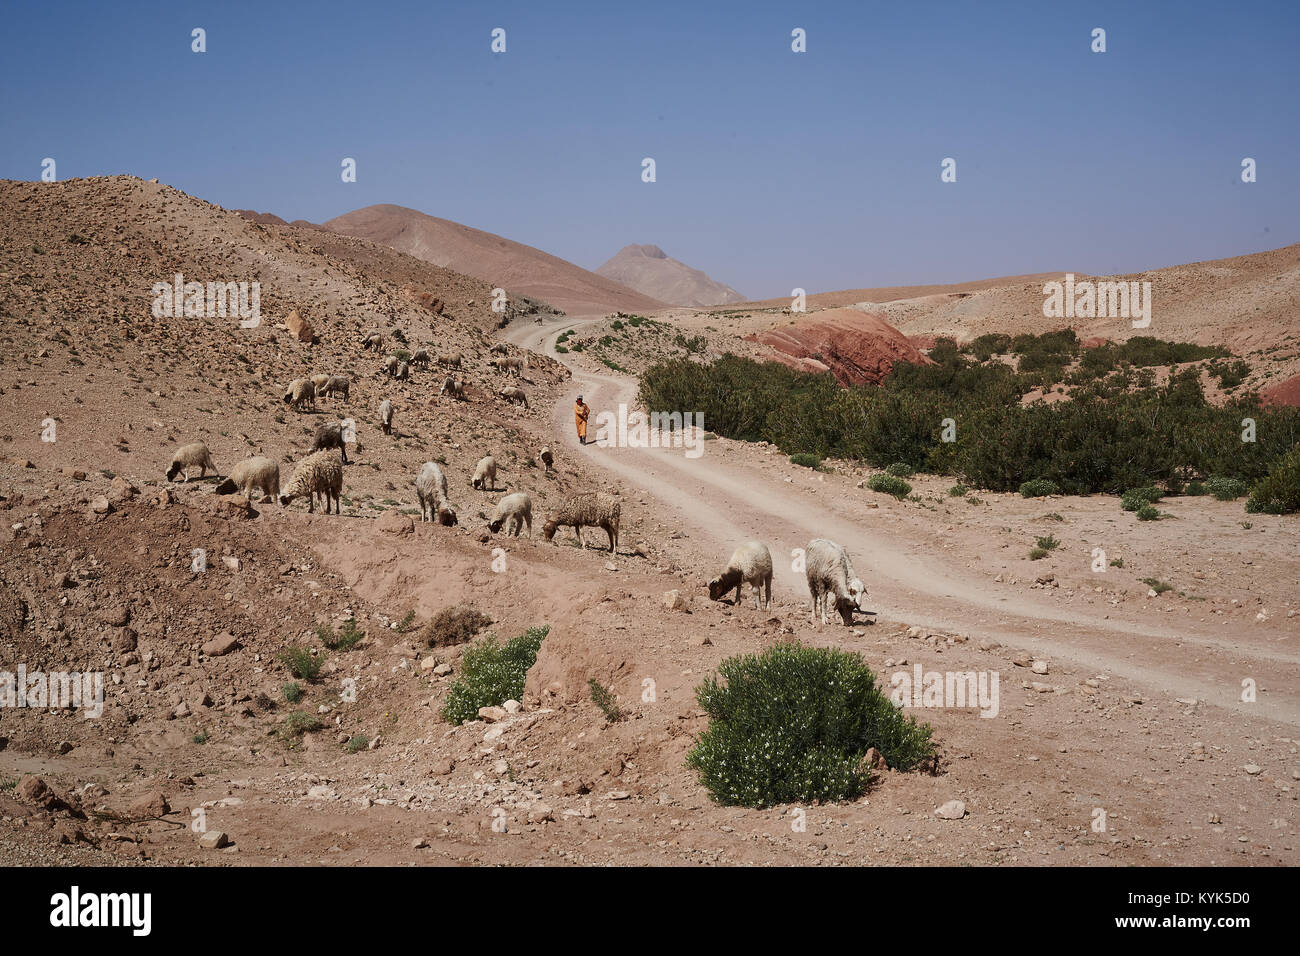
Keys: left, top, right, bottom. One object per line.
{"left": 934, "top": 800, "right": 967, "bottom": 820}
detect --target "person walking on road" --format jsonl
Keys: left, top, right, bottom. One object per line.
{"left": 574, "top": 394, "right": 590, "bottom": 445}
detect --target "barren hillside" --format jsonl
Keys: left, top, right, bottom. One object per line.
{"left": 595, "top": 244, "right": 745, "bottom": 307}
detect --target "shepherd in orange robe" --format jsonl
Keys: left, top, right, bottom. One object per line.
{"left": 574, "top": 395, "right": 590, "bottom": 444}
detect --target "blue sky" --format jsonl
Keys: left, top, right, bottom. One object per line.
{"left": 2, "top": 0, "right": 1296, "bottom": 299}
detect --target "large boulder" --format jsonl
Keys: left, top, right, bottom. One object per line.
{"left": 747, "top": 308, "right": 930, "bottom": 386}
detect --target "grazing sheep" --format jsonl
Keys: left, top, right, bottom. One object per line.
{"left": 542, "top": 493, "right": 621, "bottom": 552}
{"left": 490, "top": 343, "right": 510, "bottom": 355}
{"left": 539, "top": 446, "right": 554, "bottom": 472}
{"left": 410, "top": 347, "right": 431, "bottom": 367}
{"left": 415, "top": 461, "right": 458, "bottom": 525}
{"left": 395, "top": 360, "right": 410, "bottom": 381}
{"left": 805, "top": 538, "right": 864, "bottom": 626}
{"left": 323, "top": 374, "right": 350, "bottom": 402}
{"left": 214, "top": 456, "right": 280, "bottom": 501}
{"left": 707, "top": 541, "right": 774, "bottom": 610}
{"left": 488, "top": 492, "right": 532, "bottom": 537}
{"left": 439, "top": 375, "right": 466, "bottom": 401}
{"left": 311, "top": 421, "right": 350, "bottom": 464}
{"left": 437, "top": 352, "right": 462, "bottom": 369}
{"left": 499, "top": 386, "right": 528, "bottom": 408}
{"left": 283, "top": 378, "right": 316, "bottom": 411}
{"left": 165, "top": 441, "right": 218, "bottom": 482}
{"left": 362, "top": 331, "right": 383, "bottom": 351}
{"left": 471, "top": 455, "right": 497, "bottom": 491}
{"left": 383, "top": 355, "right": 400, "bottom": 377}
{"left": 310, "top": 373, "right": 330, "bottom": 393}
{"left": 491, "top": 356, "right": 525, "bottom": 377}
{"left": 278, "top": 450, "right": 343, "bottom": 514}
{"left": 378, "top": 399, "right": 394, "bottom": 435}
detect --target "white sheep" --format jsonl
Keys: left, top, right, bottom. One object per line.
{"left": 383, "top": 355, "right": 400, "bottom": 377}
{"left": 165, "top": 441, "right": 218, "bottom": 482}
{"left": 362, "top": 331, "right": 383, "bottom": 351}
{"left": 415, "top": 461, "right": 458, "bottom": 525}
{"left": 437, "top": 352, "right": 462, "bottom": 369}
{"left": 323, "top": 374, "right": 350, "bottom": 402}
{"left": 489, "top": 343, "right": 510, "bottom": 355}
{"left": 499, "top": 386, "right": 528, "bottom": 407}
{"left": 395, "top": 360, "right": 410, "bottom": 381}
{"left": 310, "top": 373, "right": 331, "bottom": 393}
{"left": 542, "top": 493, "right": 620, "bottom": 552}
{"left": 278, "top": 450, "right": 343, "bottom": 514}
{"left": 491, "top": 356, "right": 524, "bottom": 377}
{"left": 283, "top": 378, "right": 316, "bottom": 411}
{"left": 410, "top": 347, "right": 431, "bottom": 367}
{"left": 488, "top": 492, "right": 532, "bottom": 537}
{"left": 539, "top": 446, "right": 554, "bottom": 471}
{"left": 804, "top": 538, "right": 867, "bottom": 626}
{"left": 378, "top": 399, "right": 394, "bottom": 435}
{"left": 214, "top": 456, "right": 280, "bottom": 501}
{"left": 707, "top": 541, "right": 774, "bottom": 610}
{"left": 471, "top": 455, "right": 497, "bottom": 491}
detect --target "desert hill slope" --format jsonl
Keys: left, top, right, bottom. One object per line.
{"left": 595, "top": 243, "right": 745, "bottom": 307}
{"left": 322, "top": 204, "right": 666, "bottom": 317}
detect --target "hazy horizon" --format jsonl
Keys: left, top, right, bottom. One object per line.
{"left": 2, "top": 0, "right": 1297, "bottom": 299}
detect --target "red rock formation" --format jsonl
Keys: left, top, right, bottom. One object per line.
{"left": 747, "top": 308, "right": 930, "bottom": 386}
{"left": 1262, "top": 373, "right": 1300, "bottom": 407}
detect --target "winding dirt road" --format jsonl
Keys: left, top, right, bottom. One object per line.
{"left": 508, "top": 316, "right": 1300, "bottom": 727}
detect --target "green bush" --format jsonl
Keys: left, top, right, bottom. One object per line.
{"left": 1028, "top": 547, "right": 1048, "bottom": 560}
{"left": 1019, "top": 479, "right": 1060, "bottom": 498}
{"left": 588, "top": 679, "right": 624, "bottom": 723}
{"left": 948, "top": 484, "right": 969, "bottom": 497}
{"left": 441, "top": 626, "right": 548, "bottom": 725}
{"left": 686, "top": 642, "right": 934, "bottom": 808}
{"left": 1206, "top": 476, "right": 1248, "bottom": 501}
{"left": 1246, "top": 445, "right": 1300, "bottom": 514}
{"left": 345, "top": 734, "right": 369, "bottom": 753}
{"left": 280, "top": 712, "right": 323, "bottom": 740}
{"left": 277, "top": 646, "right": 323, "bottom": 681}
{"left": 867, "top": 473, "right": 912, "bottom": 499}
{"left": 1136, "top": 504, "right": 1162, "bottom": 520}
{"left": 282, "top": 681, "right": 302, "bottom": 703}
{"left": 789, "top": 453, "right": 821, "bottom": 469}
{"left": 1121, "top": 487, "right": 1165, "bottom": 512}
{"left": 319, "top": 618, "right": 365, "bottom": 651}
{"left": 1185, "top": 481, "right": 1207, "bottom": 496}
{"left": 1035, "top": 535, "right": 1060, "bottom": 551}
{"left": 885, "top": 462, "right": 915, "bottom": 478}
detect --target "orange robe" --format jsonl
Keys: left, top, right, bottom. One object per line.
{"left": 574, "top": 401, "right": 589, "bottom": 439}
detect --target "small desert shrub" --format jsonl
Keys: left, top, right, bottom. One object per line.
{"left": 277, "top": 645, "right": 323, "bottom": 681}
{"left": 1019, "top": 478, "right": 1060, "bottom": 498}
{"left": 1121, "top": 487, "right": 1165, "bottom": 511}
{"left": 885, "top": 462, "right": 915, "bottom": 478}
{"left": 421, "top": 606, "right": 493, "bottom": 648}
{"left": 1205, "top": 476, "right": 1248, "bottom": 501}
{"left": 1246, "top": 446, "right": 1300, "bottom": 514}
{"left": 948, "top": 484, "right": 969, "bottom": 497}
{"left": 1035, "top": 534, "right": 1060, "bottom": 551}
{"left": 1142, "top": 578, "right": 1173, "bottom": 594}
{"left": 441, "top": 625, "right": 548, "bottom": 725}
{"left": 282, "top": 682, "right": 302, "bottom": 703}
{"left": 1109, "top": 557, "right": 1125, "bottom": 568}
{"left": 1185, "top": 481, "right": 1207, "bottom": 496}
{"left": 1136, "top": 504, "right": 1162, "bottom": 521}
{"left": 192, "top": 731, "right": 209, "bottom": 745}
{"left": 345, "top": 735, "right": 369, "bottom": 753}
{"left": 867, "top": 473, "right": 912, "bottom": 499}
{"left": 319, "top": 617, "right": 364, "bottom": 651}
{"left": 395, "top": 610, "right": 417, "bottom": 633}
{"left": 686, "top": 642, "right": 934, "bottom": 809}
{"left": 1028, "top": 547, "right": 1048, "bottom": 560}
{"left": 280, "top": 711, "right": 323, "bottom": 740}
{"left": 790, "top": 453, "right": 821, "bottom": 469}
{"left": 588, "top": 679, "right": 624, "bottom": 723}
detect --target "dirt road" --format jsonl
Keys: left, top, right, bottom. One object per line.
{"left": 509, "top": 316, "right": 1300, "bottom": 728}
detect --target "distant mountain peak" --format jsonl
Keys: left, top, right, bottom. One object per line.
{"left": 596, "top": 244, "right": 745, "bottom": 308}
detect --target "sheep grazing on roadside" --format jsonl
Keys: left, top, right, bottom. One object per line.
{"left": 310, "top": 373, "right": 331, "bottom": 393}
{"left": 311, "top": 421, "right": 351, "bottom": 464}
{"left": 542, "top": 493, "right": 621, "bottom": 552}
{"left": 539, "top": 446, "right": 554, "bottom": 471}
{"left": 410, "top": 347, "right": 431, "bottom": 367}
{"left": 395, "top": 360, "right": 410, "bottom": 381}
{"left": 804, "top": 538, "right": 867, "bottom": 626}
{"left": 491, "top": 356, "right": 525, "bottom": 378}
{"left": 707, "top": 541, "right": 774, "bottom": 610}
{"left": 283, "top": 378, "right": 316, "bottom": 411}
{"left": 499, "top": 386, "right": 528, "bottom": 408}
{"left": 439, "top": 375, "right": 466, "bottom": 401}
{"left": 471, "top": 455, "right": 498, "bottom": 491}
{"left": 362, "top": 331, "right": 383, "bottom": 351}
{"left": 165, "top": 441, "right": 218, "bottom": 482}
{"left": 323, "top": 374, "right": 350, "bottom": 402}
{"left": 214, "top": 456, "right": 280, "bottom": 501}
{"left": 488, "top": 492, "right": 532, "bottom": 537}
{"left": 437, "top": 352, "right": 462, "bottom": 369}
{"left": 415, "top": 461, "right": 458, "bottom": 525}
{"left": 278, "top": 450, "right": 343, "bottom": 514}
{"left": 378, "top": 399, "right": 394, "bottom": 435}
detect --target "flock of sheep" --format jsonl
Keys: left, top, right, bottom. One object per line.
{"left": 707, "top": 538, "right": 870, "bottom": 627}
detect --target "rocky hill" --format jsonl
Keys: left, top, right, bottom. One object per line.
{"left": 595, "top": 244, "right": 745, "bottom": 307}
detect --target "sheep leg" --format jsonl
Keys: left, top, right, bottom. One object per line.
{"left": 764, "top": 574, "right": 772, "bottom": 610}
{"left": 575, "top": 525, "right": 585, "bottom": 549}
